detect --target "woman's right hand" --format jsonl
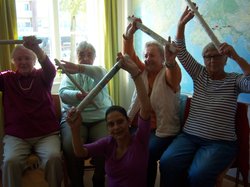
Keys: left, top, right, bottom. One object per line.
{"left": 66, "top": 107, "right": 82, "bottom": 131}
{"left": 76, "top": 92, "right": 88, "bottom": 100}
{"left": 178, "top": 5, "right": 197, "bottom": 28}
{"left": 124, "top": 16, "right": 142, "bottom": 39}
{"left": 117, "top": 53, "right": 141, "bottom": 77}
{"left": 59, "top": 60, "right": 80, "bottom": 74}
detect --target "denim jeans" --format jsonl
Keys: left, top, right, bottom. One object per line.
{"left": 159, "top": 132, "right": 237, "bottom": 187}
{"left": 147, "top": 131, "right": 176, "bottom": 187}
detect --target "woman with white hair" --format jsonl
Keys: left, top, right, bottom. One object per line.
{"left": 59, "top": 41, "right": 112, "bottom": 187}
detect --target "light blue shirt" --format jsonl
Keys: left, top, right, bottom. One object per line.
{"left": 59, "top": 65, "right": 112, "bottom": 122}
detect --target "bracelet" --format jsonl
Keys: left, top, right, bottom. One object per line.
{"left": 165, "top": 61, "right": 176, "bottom": 69}
{"left": 131, "top": 70, "right": 142, "bottom": 80}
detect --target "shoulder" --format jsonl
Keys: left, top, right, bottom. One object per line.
{"left": 226, "top": 72, "right": 243, "bottom": 81}
{"left": 0, "top": 70, "right": 15, "bottom": 76}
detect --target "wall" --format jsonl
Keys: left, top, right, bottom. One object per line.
{"left": 131, "top": 0, "right": 250, "bottom": 182}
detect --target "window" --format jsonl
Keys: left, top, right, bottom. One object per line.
{"left": 16, "top": 0, "right": 104, "bottom": 67}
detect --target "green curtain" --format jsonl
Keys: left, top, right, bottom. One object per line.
{"left": 0, "top": 0, "right": 18, "bottom": 71}
{"left": 103, "top": 0, "right": 120, "bottom": 105}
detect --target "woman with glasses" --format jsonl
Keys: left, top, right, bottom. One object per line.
{"left": 160, "top": 5, "right": 250, "bottom": 187}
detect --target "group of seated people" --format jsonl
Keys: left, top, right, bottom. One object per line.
{"left": 0, "top": 5, "right": 250, "bottom": 187}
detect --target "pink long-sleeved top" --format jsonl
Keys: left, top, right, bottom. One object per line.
{"left": 0, "top": 56, "right": 60, "bottom": 139}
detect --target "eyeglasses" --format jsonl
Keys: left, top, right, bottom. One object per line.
{"left": 203, "top": 54, "right": 224, "bottom": 61}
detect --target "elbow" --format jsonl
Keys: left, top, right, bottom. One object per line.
{"left": 95, "top": 67, "right": 106, "bottom": 80}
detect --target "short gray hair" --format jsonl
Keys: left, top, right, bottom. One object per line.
{"left": 145, "top": 41, "right": 164, "bottom": 58}
{"left": 76, "top": 41, "right": 96, "bottom": 58}
{"left": 202, "top": 42, "right": 228, "bottom": 61}
{"left": 202, "top": 42, "right": 217, "bottom": 56}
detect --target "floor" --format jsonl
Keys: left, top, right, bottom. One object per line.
{"left": 87, "top": 173, "right": 244, "bottom": 187}
{"left": 0, "top": 166, "right": 245, "bottom": 187}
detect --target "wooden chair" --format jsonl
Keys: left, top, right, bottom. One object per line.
{"left": 182, "top": 97, "right": 249, "bottom": 187}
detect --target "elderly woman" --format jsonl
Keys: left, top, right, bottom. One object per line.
{"left": 123, "top": 16, "right": 182, "bottom": 187}
{"left": 160, "top": 5, "right": 250, "bottom": 187}
{"left": 59, "top": 41, "right": 112, "bottom": 187}
{"left": 0, "top": 36, "right": 63, "bottom": 187}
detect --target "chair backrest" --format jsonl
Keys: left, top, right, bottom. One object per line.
{"left": 234, "top": 102, "right": 249, "bottom": 187}
{"left": 51, "top": 94, "right": 61, "bottom": 122}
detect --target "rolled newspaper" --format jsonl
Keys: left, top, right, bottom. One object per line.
{"left": 185, "top": 0, "right": 221, "bottom": 49}
{"left": 0, "top": 39, "right": 42, "bottom": 45}
{"left": 54, "top": 59, "right": 88, "bottom": 95}
{"left": 54, "top": 59, "right": 98, "bottom": 108}
{"left": 76, "top": 54, "right": 130, "bottom": 111}
{"left": 127, "top": 16, "right": 176, "bottom": 53}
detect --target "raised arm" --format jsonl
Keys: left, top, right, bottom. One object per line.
{"left": 23, "top": 36, "right": 56, "bottom": 82}
{"left": 176, "top": 6, "right": 195, "bottom": 41}
{"left": 164, "top": 38, "right": 181, "bottom": 92}
{"left": 119, "top": 53, "right": 151, "bottom": 120}
{"left": 123, "top": 16, "right": 145, "bottom": 70}
{"left": 23, "top": 36, "right": 47, "bottom": 62}
{"left": 66, "top": 107, "right": 88, "bottom": 157}
{"left": 59, "top": 60, "right": 107, "bottom": 81}
{"left": 218, "top": 43, "right": 250, "bottom": 76}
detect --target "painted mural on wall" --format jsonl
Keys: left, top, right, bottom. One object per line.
{"left": 132, "top": 0, "right": 250, "bottom": 102}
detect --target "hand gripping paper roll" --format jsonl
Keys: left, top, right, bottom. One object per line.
{"left": 127, "top": 16, "right": 176, "bottom": 53}
{"left": 185, "top": 0, "right": 221, "bottom": 49}
{"left": 76, "top": 54, "right": 130, "bottom": 112}
{"left": 54, "top": 59, "right": 99, "bottom": 108}
{"left": 54, "top": 59, "right": 88, "bottom": 95}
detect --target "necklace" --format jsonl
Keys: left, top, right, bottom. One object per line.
{"left": 18, "top": 79, "right": 34, "bottom": 91}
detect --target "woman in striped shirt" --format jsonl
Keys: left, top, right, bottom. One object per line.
{"left": 160, "top": 5, "right": 250, "bottom": 187}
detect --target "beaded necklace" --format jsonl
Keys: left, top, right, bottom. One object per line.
{"left": 18, "top": 79, "right": 34, "bottom": 91}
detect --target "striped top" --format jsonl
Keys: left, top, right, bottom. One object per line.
{"left": 176, "top": 39, "right": 250, "bottom": 141}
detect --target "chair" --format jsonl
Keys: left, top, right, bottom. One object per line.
{"left": 182, "top": 96, "right": 249, "bottom": 187}
{"left": 0, "top": 92, "right": 69, "bottom": 187}
{"left": 22, "top": 94, "right": 69, "bottom": 187}
{"left": 52, "top": 94, "right": 70, "bottom": 187}
{"left": 216, "top": 102, "right": 249, "bottom": 187}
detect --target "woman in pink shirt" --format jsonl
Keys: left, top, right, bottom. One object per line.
{"left": 0, "top": 36, "right": 62, "bottom": 187}
{"left": 66, "top": 53, "right": 151, "bottom": 187}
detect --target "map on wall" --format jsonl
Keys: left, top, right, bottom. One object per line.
{"left": 133, "top": 0, "right": 250, "bottom": 102}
